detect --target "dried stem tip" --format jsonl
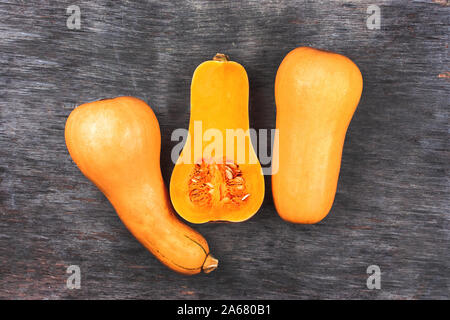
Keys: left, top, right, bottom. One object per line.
{"left": 213, "top": 53, "right": 230, "bottom": 62}
{"left": 202, "top": 254, "right": 219, "bottom": 273}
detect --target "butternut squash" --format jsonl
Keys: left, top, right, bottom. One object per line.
{"left": 65, "top": 96, "right": 218, "bottom": 274}
{"left": 170, "top": 54, "right": 265, "bottom": 223}
{"left": 272, "top": 47, "right": 363, "bottom": 224}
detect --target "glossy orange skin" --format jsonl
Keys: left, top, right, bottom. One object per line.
{"left": 272, "top": 47, "right": 363, "bottom": 224}
{"left": 65, "top": 97, "right": 217, "bottom": 274}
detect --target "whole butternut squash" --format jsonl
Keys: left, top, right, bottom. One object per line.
{"left": 272, "top": 47, "right": 363, "bottom": 224}
{"left": 65, "top": 96, "right": 218, "bottom": 274}
{"left": 170, "top": 54, "right": 265, "bottom": 223}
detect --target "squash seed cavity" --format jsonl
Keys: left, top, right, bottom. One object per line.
{"left": 188, "top": 159, "right": 250, "bottom": 208}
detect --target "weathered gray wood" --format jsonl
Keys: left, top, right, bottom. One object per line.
{"left": 0, "top": 0, "right": 448, "bottom": 299}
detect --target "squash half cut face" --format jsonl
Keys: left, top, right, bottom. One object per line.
{"left": 170, "top": 54, "right": 264, "bottom": 223}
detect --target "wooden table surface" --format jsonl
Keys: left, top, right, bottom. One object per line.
{"left": 0, "top": 0, "right": 448, "bottom": 299}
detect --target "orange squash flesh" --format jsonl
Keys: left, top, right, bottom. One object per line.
{"left": 272, "top": 47, "right": 363, "bottom": 224}
{"left": 65, "top": 97, "right": 218, "bottom": 274}
{"left": 170, "top": 54, "right": 265, "bottom": 223}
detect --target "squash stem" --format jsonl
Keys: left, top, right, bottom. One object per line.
{"left": 213, "top": 53, "right": 230, "bottom": 62}
{"left": 202, "top": 254, "right": 219, "bottom": 273}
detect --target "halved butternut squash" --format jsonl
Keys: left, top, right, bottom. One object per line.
{"left": 170, "top": 54, "right": 265, "bottom": 223}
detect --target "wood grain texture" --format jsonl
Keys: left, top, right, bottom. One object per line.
{"left": 0, "top": 0, "right": 448, "bottom": 299}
